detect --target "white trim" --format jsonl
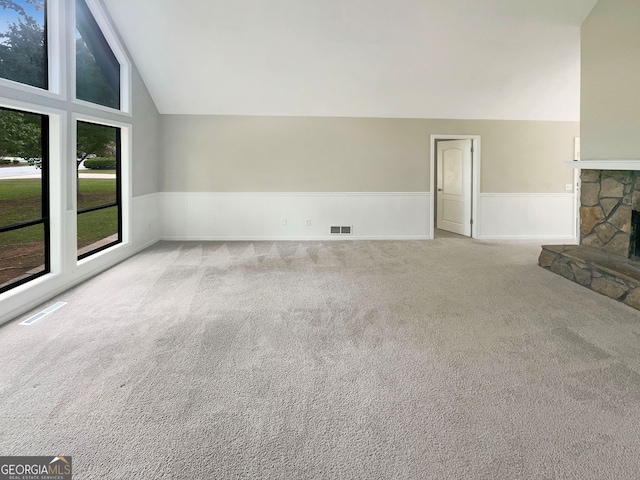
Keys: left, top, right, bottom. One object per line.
{"left": 72, "top": 113, "right": 132, "bottom": 264}
{"left": 0, "top": 78, "right": 63, "bottom": 100}
{"left": 0, "top": 97, "right": 64, "bottom": 118}
{"left": 159, "top": 192, "right": 431, "bottom": 241}
{"left": 48, "top": 110, "right": 67, "bottom": 277}
{"left": 47, "top": 0, "right": 64, "bottom": 98}
{"left": 478, "top": 193, "right": 576, "bottom": 198}
{"left": 573, "top": 167, "right": 580, "bottom": 240}
{"left": 430, "top": 134, "right": 481, "bottom": 239}
{"left": 160, "top": 235, "right": 431, "bottom": 242}
{"left": 0, "top": 98, "right": 67, "bottom": 279}
{"left": 565, "top": 160, "right": 640, "bottom": 170}
{"left": 476, "top": 193, "right": 577, "bottom": 242}
{"left": 475, "top": 235, "right": 577, "bottom": 241}
{"left": 161, "top": 191, "right": 427, "bottom": 197}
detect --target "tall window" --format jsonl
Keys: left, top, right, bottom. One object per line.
{"left": 0, "top": 107, "right": 49, "bottom": 293}
{"left": 77, "top": 120, "right": 121, "bottom": 259}
{"left": 75, "top": 0, "right": 119, "bottom": 109}
{"left": 0, "top": 0, "right": 48, "bottom": 89}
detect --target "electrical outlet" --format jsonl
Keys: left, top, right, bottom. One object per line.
{"left": 281, "top": 218, "right": 287, "bottom": 226}
{"left": 305, "top": 219, "right": 311, "bottom": 226}
{"left": 565, "top": 184, "right": 573, "bottom": 191}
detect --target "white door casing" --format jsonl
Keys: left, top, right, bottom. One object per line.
{"left": 436, "top": 139, "right": 472, "bottom": 236}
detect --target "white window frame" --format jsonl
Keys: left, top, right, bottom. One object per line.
{"left": 0, "top": 97, "right": 66, "bottom": 298}
{"left": 72, "top": 112, "right": 132, "bottom": 266}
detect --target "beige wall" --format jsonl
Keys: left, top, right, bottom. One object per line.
{"left": 132, "top": 67, "right": 161, "bottom": 197}
{"left": 581, "top": 0, "right": 640, "bottom": 160}
{"left": 160, "top": 115, "right": 577, "bottom": 194}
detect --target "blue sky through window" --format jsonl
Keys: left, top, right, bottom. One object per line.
{"left": 0, "top": 1, "right": 45, "bottom": 44}
{"left": 0, "top": 0, "right": 47, "bottom": 88}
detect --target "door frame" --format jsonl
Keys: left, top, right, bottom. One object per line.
{"left": 430, "top": 134, "right": 481, "bottom": 239}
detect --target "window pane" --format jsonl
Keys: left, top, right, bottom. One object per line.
{"left": 0, "top": 219, "right": 46, "bottom": 291}
{"left": 77, "top": 121, "right": 120, "bottom": 259}
{"left": 77, "top": 205, "right": 118, "bottom": 254}
{"left": 0, "top": 177, "right": 42, "bottom": 228}
{"left": 75, "top": 0, "right": 119, "bottom": 108}
{"left": 0, "top": 108, "right": 45, "bottom": 226}
{"left": 0, "top": 106, "right": 48, "bottom": 293}
{"left": 0, "top": 0, "right": 47, "bottom": 89}
{"left": 77, "top": 176, "right": 116, "bottom": 211}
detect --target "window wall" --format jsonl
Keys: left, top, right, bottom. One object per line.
{"left": 0, "top": 0, "right": 131, "bottom": 297}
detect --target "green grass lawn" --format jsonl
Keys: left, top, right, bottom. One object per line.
{"left": 0, "top": 177, "right": 119, "bottom": 286}
{"left": 1, "top": 177, "right": 117, "bottom": 226}
{"left": 0, "top": 178, "right": 44, "bottom": 226}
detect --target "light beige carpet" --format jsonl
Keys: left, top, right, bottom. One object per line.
{"left": 1, "top": 238, "right": 640, "bottom": 479}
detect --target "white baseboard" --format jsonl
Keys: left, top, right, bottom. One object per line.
{"left": 159, "top": 192, "right": 431, "bottom": 240}
{"left": 158, "top": 191, "right": 577, "bottom": 242}
{"left": 475, "top": 193, "right": 577, "bottom": 242}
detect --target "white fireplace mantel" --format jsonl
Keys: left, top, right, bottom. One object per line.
{"left": 565, "top": 160, "right": 640, "bottom": 170}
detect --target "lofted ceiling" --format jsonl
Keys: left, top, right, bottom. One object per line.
{"left": 102, "top": 0, "right": 599, "bottom": 120}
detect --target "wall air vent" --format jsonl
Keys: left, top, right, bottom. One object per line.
{"left": 20, "top": 302, "right": 67, "bottom": 326}
{"left": 330, "top": 226, "right": 352, "bottom": 235}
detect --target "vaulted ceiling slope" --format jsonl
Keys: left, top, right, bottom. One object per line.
{"left": 102, "top": 0, "right": 598, "bottom": 120}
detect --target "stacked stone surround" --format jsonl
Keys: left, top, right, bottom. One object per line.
{"left": 539, "top": 169, "right": 640, "bottom": 311}
{"left": 579, "top": 170, "right": 640, "bottom": 257}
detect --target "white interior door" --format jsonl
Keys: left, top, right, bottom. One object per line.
{"left": 437, "top": 139, "right": 472, "bottom": 236}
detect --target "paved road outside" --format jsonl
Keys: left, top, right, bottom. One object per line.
{"left": 0, "top": 165, "right": 40, "bottom": 178}
{"left": 0, "top": 166, "right": 115, "bottom": 180}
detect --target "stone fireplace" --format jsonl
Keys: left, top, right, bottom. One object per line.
{"left": 580, "top": 169, "right": 640, "bottom": 256}
{"left": 539, "top": 162, "right": 640, "bottom": 310}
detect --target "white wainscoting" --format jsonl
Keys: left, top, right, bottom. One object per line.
{"left": 476, "top": 193, "right": 577, "bottom": 241}
{"left": 132, "top": 193, "right": 161, "bottom": 250}
{"left": 159, "top": 192, "right": 431, "bottom": 240}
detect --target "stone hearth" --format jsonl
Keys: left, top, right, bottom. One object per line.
{"left": 539, "top": 244, "right": 640, "bottom": 309}
{"left": 539, "top": 168, "right": 640, "bottom": 310}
